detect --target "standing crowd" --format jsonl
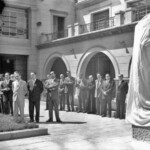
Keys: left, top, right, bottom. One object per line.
{"left": 45, "top": 71, "right": 128, "bottom": 121}
{"left": 0, "top": 70, "right": 128, "bottom": 123}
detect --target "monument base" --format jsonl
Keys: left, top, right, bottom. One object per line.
{"left": 132, "top": 125, "right": 150, "bottom": 141}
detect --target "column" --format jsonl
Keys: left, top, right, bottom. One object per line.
{"left": 115, "top": 11, "right": 124, "bottom": 26}
{"left": 124, "top": 8, "right": 136, "bottom": 24}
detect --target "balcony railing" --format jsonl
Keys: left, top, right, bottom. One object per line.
{"left": 40, "top": 6, "right": 150, "bottom": 44}
{"left": 80, "top": 17, "right": 115, "bottom": 34}
{"left": 134, "top": 6, "right": 150, "bottom": 21}
{"left": 50, "top": 29, "right": 68, "bottom": 40}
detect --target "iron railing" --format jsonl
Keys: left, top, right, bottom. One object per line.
{"left": 134, "top": 6, "right": 150, "bottom": 21}
{"left": 80, "top": 17, "right": 115, "bottom": 34}
{"left": 40, "top": 17, "right": 115, "bottom": 42}
{"left": 50, "top": 29, "right": 68, "bottom": 40}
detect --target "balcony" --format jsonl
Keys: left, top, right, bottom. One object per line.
{"left": 39, "top": 17, "right": 115, "bottom": 43}
{"left": 133, "top": 6, "right": 150, "bottom": 21}
{"left": 80, "top": 17, "right": 115, "bottom": 34}
{"left": 38, "top": 6, "right": 150, "bottom": 45}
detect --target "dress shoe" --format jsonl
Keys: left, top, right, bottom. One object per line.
{"left": 101, "top": 114, "right": 106, "bottom": 117}
{"left": 46, "top": 119, "right": 53, "bottom": 122}
{"left": 77, "top": 110, "right": 82, "bottom": 113}
{"left": 57, "top": 119, "right": 62, "bottom": 123}
{"left": 66, "top": 110, "right": 70, "bottom": 112}
{"left": 29, "top": 120, "right": 34, "bottom": 123}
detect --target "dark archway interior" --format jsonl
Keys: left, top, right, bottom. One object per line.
{"left": 51, "top": 57, "right": 67, "bottom": 79}
{"left": 85, "top": 52, "right": 115, "bottom": 80}
{"left": 0, "top": 54, "right": 27, "bottom": 81}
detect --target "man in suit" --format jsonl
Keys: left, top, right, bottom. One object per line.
{"left": 44, "top": 74, "right": 51, "bottom": 110}
{"left": 59, "top": 74, "right": 65, "bottom": 111}
{"left": 27, "top": 72, "right": 43, "bottom": 123}
{"left": 116, "top": 74, "right": 128, "bottom": 119}
{"left": 87, "top": 75, "right": 95, "bottom": 114}
{"left": 13, "top": 71, "right": 27, "bottom": 122}
{"left": 76, "top": 73, "right": 88, "bottom": 113}
{"left": 101, "top": 73, "right": 115, "bottom": 117}
{"left": 95, "top": 73, "right": 102, "bottom": 115}
{"left": 1, "top": 72, "right": 13, "bottom": 115}
{"left": 45, "top": 71, "right": 61, "bottom": 122}
{"left": 64, "top": 71, "right": 75, "bottom": 112}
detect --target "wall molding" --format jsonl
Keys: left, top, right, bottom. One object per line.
{"left": 50, "top": 9, "right": 68, "bottom": 17}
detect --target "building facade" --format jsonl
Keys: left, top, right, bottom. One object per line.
{"left": 0, "top": 0, "right": 149, "bottom": 81}
{"left": 0, "top": 0, "right": 37, "bottom": 80}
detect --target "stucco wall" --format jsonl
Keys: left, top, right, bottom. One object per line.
{"left": 36, "top": 0, "right": 75, "bottom": 35}
{"left": 0, "top": 0, "right": 38, "bottom": 79}
{"left": 38, "top": 31, "right": 133, "bottom": 79}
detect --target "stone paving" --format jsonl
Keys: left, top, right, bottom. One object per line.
{"left": 0, "top": 100, "right": 150, "bottom": 150}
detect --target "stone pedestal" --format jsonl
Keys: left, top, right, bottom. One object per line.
{"left": 132, "top": 125, "right": 150, "bottom": 141}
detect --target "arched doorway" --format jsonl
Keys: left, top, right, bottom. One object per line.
{"left": 43, "top": 52, "right": 70, "bottom": 79}
{"left": 0, "top": 54, "right": 27, "bottom": 81}
{"left": 77, "top": 47, "right": 119, "bottom": 79}
{"left": 85, "top": 52, "right": 115, "bottom": 79}
{"left": 50, "top": 57, "right": 67, "bottom": 78}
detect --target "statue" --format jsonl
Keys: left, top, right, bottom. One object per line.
{"left": 0, "top": 0, "right": 6, "bottom": 26}
{"left": 126, "top": 13, "right": 150, "bottom": 140}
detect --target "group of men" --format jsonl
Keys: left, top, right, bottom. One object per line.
{"left": 45, "top": 71, "right": 128, "bottom": 120}
{"left": 0, "top": 73, "right": 14, "bottom": 115}
{"left": 0, "top": 70, "right": 128, "bottom": 124}
{"left": 75, "top": 73, "right": 128, "bottom": 119}
{"left": 0, "top": 71, "right": 43, "bottom": 123}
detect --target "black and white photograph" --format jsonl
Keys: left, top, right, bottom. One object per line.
{"left": 0, "top": 0, "right": 150, "bottom": 149}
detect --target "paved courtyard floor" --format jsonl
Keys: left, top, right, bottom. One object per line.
{"left": 0, "top": 100, "right": 150, "bottom": 150}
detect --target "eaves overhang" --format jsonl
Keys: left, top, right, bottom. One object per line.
{"left": 37, "top": 22, "right": 137, "bottom": 50}
{"left": 75, "top": 0, "right": 106, "bottom": 10}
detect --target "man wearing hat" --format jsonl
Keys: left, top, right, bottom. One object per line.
{"left": 116, "top": 74, "right": 128, "bottom": 119}
{"left": 64, "top": 71, "right": 75, "bottom": 111}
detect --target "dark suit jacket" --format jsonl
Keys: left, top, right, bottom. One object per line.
{"left": 102, "top": 79, "right": 115, "bottom": 99}
{"left": 117, "top": 80, "right": 128, "bottom": 101}
{"left": 28, "top": 79, "right": 43, "bottom": 102}
{"left": 87, "top": 80, "right": 95, "bottom": 95}
{"left": 1, "top": 80, "right": 13, "bottom": 95}
{"left": 64, "top": 76, "right": 75, "bottom": 94}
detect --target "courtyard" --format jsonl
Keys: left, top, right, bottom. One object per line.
{"left": 0, "top": 100, "right": 150, "bottom": 150}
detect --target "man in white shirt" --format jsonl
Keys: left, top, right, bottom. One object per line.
{"left": 13, "top": 71, "right": 27, "bottom": 122}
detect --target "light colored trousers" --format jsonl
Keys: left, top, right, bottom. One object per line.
{"left": 13, "top": 97, "right": 25, "bottom": 120}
